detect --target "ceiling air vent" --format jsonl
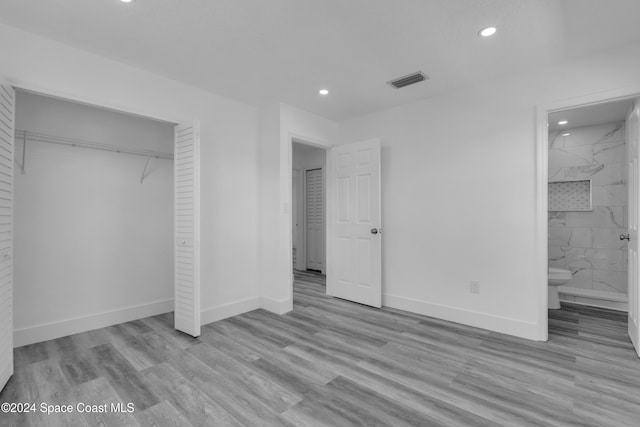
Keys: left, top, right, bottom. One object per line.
{"left": 387, "top": 71, "right": 428, "bottom": 89}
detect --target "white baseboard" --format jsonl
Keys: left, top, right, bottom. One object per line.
{"left": 261, "top": 297, "right": 292, "bottom": 315}
{"left": 383, "top": 293, "right": 542, "bottom": 341}
{"left": 14, "top": 298, "right": 174, "bottom": 347}
{"left": 558, "top": 286, "right": 628, "bottom": 312}
{"left": 200, "top": 297, "right": 261, "bottom": 325}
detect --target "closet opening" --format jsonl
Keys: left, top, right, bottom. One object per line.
{"left": 13, "top": 90, "right": 179, "bottom": 346}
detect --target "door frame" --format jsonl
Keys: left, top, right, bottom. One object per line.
{"left": 6, "top": 79, "right": 199, "bottom": 339}
{"left": 535, "top": 85, "right": 640, "bottom": 341}
{"left": 287, "top": 133, "right": 332, "bottom": 295}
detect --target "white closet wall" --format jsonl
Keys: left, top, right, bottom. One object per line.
{"left": 14, "top": 91, "right": 174, "bottom": 345}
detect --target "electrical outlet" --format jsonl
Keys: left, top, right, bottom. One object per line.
{"left": 470, "top": 281, "right": 480, "bottom": 294}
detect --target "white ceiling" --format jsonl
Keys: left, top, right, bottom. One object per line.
{"left": 549, "top": 99, "right": 633, "bottom": 132}
{"left": 2, "top": 0, "right": 640, "bottom": 121}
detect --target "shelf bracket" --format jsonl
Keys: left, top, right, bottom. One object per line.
{"left": 140, "top": 156, "right": 152, "bottom": 184}
{"left": 14, "top": 133, "right": 26, "bottom": 174}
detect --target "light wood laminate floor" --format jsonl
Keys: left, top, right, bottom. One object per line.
{"left": 1, "top": 270, "right": 639, "bottom": 426}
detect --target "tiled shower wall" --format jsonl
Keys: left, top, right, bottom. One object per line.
{"left": 548, "top": 121, "right": 627, "bottom": 298}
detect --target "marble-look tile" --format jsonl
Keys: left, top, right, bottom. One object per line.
{"left": 593, "top": 270, "right": 627, "bottom": 294}
{"left": 548, "top": 246, "right": 566, "bottom": 265}
{"left": 594, "top": 121, "right": 625, "bottom": 145}
{"left": 548, "top": 120, "right": 628, "bottom": 301}
{"left": 549, "top": 247, "right": 623, "bottom": 271}
{"left": 548, "top": 227, "right": 591, "bottom": 248}
{"left": 548, "top": 145, "right": 593, "bottom": 168}
{"left": 548, "top": 212, "right": 566, "bottom": 226}
{"left": 558, "top": 128, "right": 592, "bottom": 148}
{"left": 548, "top": 168, "right": 565, "bottom": 182}
{"left": 592, "top": 184, "right": 626, "bottom": 207}
{"left": 585, "top": 248, "right": 624, "bottom": 271}
{"left": 548, "top": 131, "right": 565, "bottom": 150}
{"left": 592, "top": 228, "right": 628, "bottom": 250}
{"left": 593, "top": 140, "right": 626, "bottom": 165}
{"left": 564, "top": 163, "right": 623, "bottom": 185}
{"left": 565, "top": 268, "right": 592, "bottom": 290}
{"left": 565, "top": 206, "right": 624, "bottom": 228}
{"left": 551, "top": 247, "right": 591, "bottom": 270}
{"left": 563, "top": 122, "right": 624, "bottom": 148}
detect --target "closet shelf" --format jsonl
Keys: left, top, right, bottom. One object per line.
{"left": 15, "top": 130, "right": 174, "bottom": 160}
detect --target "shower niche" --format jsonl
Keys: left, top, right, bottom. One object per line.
{"left": 548, "top": 179, "right": 592, "bottom": 212}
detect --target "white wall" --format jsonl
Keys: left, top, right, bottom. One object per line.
{"left": 257, "top": 104, "right": 283, "bottom": 311}
{"left": 0, "top": 23, "right": 261, "bottom": 343}
{"left": 14, "top": 92, "right": 174, "bottom": 345}
{"left": 339, "top": 44, "right": 640, "bottom": 339}
{"left": 7, "top": 20, "right": 640, "bottom": 344}
{"left": 15, "top": 91, "right": 174, "bottom": 152}
{"left": 292, "top": 142, "right": 326, "bottom": 271}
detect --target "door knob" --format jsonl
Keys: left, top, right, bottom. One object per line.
{"left": 620, "top": 234, "right": 630, "bottom": 241}
{"left": 370, "top": 228, "right": 378, "bottom": 235}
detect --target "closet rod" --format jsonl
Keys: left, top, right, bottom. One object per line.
{"left": 15, "top": 130, "right": 174, "bottom": 160}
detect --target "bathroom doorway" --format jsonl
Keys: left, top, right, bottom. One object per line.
{"left": 547, "top": 100, "right": 631, "bottom": 311}
{"left": 538, "top": 90, "right": 640, "bottom": 356}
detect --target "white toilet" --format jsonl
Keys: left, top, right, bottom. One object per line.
{"left": 548, "top": 266, "right": 572, "bottom": 309}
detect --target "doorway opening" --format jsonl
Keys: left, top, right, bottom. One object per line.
{"left": 286, "top": 135, "right": 382, "bottom": 310}
{"left": 547, "top": 100, "right": 631, "bottom": 311}
{"left": 291, "top": 139, "right": 328, "bottom": 302}
{"left": 537, "top": 88, "right": 640, "bottom": 356}
{"left": 292, "top": 141, "right": 327, "bottom": 274}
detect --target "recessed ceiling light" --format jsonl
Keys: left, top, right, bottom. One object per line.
{"left": 562, "top": 133, "right": 571, "bottom": 137}
{"left": 318, "top": 89, "right": 329, "bottom": 95}
{"left": 120, "top": 0, "right": 135, "bottom": 3}
{"left": 558, "top": 120, "right": 568, "bottom": 125}
{"left": 478, "top": 27, "right": 497, "bottom": 37}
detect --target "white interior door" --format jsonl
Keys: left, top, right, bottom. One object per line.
{"left": 306, "top": 168, "right": 324, "bottom": 271}
{"left": 174, "top": 121, "right": 200, "bottom": 337}
{"left": 0, "top": 80, "right": 14, "bottom": 390}
{"left": 628, "top": 100, "right": 640, "bottom": 357}
{"left": 328, "top": 139, "right": 381, "bottom": 307}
